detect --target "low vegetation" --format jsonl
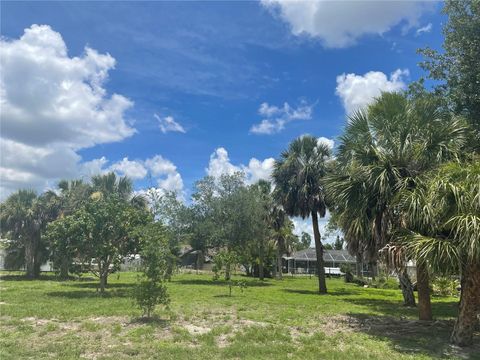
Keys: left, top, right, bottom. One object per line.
{"left": 1, "top": 272, "right": 478, "bottom": 360}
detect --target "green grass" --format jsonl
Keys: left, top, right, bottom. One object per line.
{"left": 0, "top": 271, "right": 478, "bottom": 359}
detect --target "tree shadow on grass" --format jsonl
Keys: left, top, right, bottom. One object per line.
{"left": 68, "top": 282, "right": 135, "bottom": 289}
{"left": 344, "top": 297, "right": 458, "bottom": 319}
{"left": 0, "top": 273, "right": 97, "bottom": 282}
{"left": 173, "top": 279, "right": 272, "bottom": 287}
{"left": 282, "top": 288, "right": 362, "bottom": 296}
{"left": 46, "top": 288, "right": 132, "bottom": 299}
{"left": 345, "top": 313, "right": 480, "bottom": 359}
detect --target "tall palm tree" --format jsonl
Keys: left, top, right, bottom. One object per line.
{"left": 327, "top": 92, "right": 467, "bottom": 318}
{"left": 273, "top": 135, "right": 331, "bottom": 293}
{"left": 399, "top": 161, "right": 480, "bottom": 346}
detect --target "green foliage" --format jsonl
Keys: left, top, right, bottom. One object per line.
{"left": 300, "top": 232, "right": 311, "bottom": 249}
{"left": 133, "top": 280, "right": 169, "bottom": 318}
{"left": 132, "top": 222, "right": 173, "bottom": 317}
{"left": 432, "top": 276, "right": 460, "bottom": 298}
{"left": 212, "top": 250, "right": 247, "bottom": 296}
{"left": 418, "top": 0, "right": 480, "bottom": 140}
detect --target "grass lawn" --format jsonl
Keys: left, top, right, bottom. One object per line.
{"left": 0, "top": 271, "right": 478, "bottom": 359}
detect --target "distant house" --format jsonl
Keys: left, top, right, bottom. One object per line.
{"left": 283, "top": 248, "right": 356, "bottom": 275}
{"left": 179, "top": 246, "right": 214, "bottom": 271}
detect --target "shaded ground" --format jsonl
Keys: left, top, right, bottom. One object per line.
{"left": 0, "top": 271, "right": 478, "bottom": 359}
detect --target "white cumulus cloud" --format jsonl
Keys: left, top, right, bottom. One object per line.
{"left": 0, "top": 24, "right": 135, "bottom": 198}
{"left": 335, "top": 69, "right": 409, "bottom": 114}
{"left": 250, "top": 101, "right": 313, "bottom": 135}
{"left": 206, "top": 147, "right": 275, "bottom": 184}
{"left": 155, "top": 114, "right": 186, "bottom": 134}
{"left": 261, "top": 0, "right": 432, "bottom": 48}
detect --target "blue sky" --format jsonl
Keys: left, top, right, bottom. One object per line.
{"left": 1, "top": 1, "right": 445, "bottom": 242}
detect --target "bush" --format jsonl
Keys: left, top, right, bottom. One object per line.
{"left": 432, "top": 276, "right": 460, "bottom": 297}
{"left": 132, "top": 222, "right": 173, "bottom": 318}
{"left": 133, "top": 280, "right": 169, "bottom": 318}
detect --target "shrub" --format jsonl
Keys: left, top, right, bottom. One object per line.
{"left": 133, "top": 280, "right": 169, "bottom": 318}
{"left": 432, "top": 276, "right": 460, "bottom": 297}
{"left": 132, "top": 222, "right": 173, "bottom": 318}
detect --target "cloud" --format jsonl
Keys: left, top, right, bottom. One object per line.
{"left": 206, "top": 148, "right": 241, "bottom": 178}
{"left": 415, "top": 23, "right": 432, "bottom": 36}
{"left": 250, "top": 101, "right": 313, "bottom": 135}
{"left": 0, "top": 24, "right": 135, "bottom": 198}
{"left": 108, "top": 158, "right": 148, "bottom": 180}
{"left": 206, "top": 147, "right": 275, "bottom": 184}
{"left": 261, "top": 0, "right": 432, "bottom": 48}
{"left": 335, "top": 69, "right": 409, "bottom": 114}
{"left": 245, "top": 157, "right": 275, "bottom": 183}
{"left": 83, "top": 154, "right": 184, "bottom": 194}
{"left": 155, "top": 114, "right": 186, "bottom": 134}
{"left": 317, "top": 137, "right": 335, "bottom": 150}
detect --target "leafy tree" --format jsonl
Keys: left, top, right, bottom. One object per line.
{"left": 300, "top": 232, "right": 311, "bottom": 249}
{"left": 418, "top": 0, "right": 480, "bottom": 144}
{"left": 273, "top": 135, "right": 332, "bottom": 293}
{"left": 45, "top": 213, "right": 85, "bottom": 279}
{"left": 334, "top": 236, "right": 344, "bottom": 250}
{"left": 50, "top": 194, "right": 149, "bottom": 292}
{"left": 132, "top": 222, "right": 172, "bottom": 318}
{"left": 189, "top": 173, "right": 268, "bottom": 279}
{"left": 212, "top": 250, "right": 246, "bottom": 296}
{"left": 398, "top": 161, "right": 480, "bottom": 346}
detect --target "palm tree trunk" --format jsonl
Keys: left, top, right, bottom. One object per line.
{"left": 451, "top": 261, "right": 480, "bottom": 346}
{"left": 399, "top": 269, "right": 416, "bottom": 307}
{"left": 416, "top": 261, "right": 432, "bottom": 321}
{"left": 25, "top": 237, "right": 38, "bottom": 278}
{"left": 311, "top": 211, "right": 327, "bottom": 294}
{"left": 356, "top": 253, "right": 363, "bottom": 278}
{"left": 276, "top": 246, "right": 283, "bottom": 280}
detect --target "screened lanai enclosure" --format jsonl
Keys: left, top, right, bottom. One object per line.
{"left": 283, "top": 249, "right": 357, "bottom": 276}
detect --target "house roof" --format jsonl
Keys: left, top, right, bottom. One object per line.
{"left": 284, "top": 248, "right": 356, "bottom": 263}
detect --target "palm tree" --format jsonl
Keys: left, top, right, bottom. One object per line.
{"left": 0, "top": 190, "right": 58, "bottom": 278}
{"left": 399, "top": 161, "right": 480, "bottom": 346}
{"left": 273, "top": 135, "right": 331, "bottom": 293}
{"left": 91, "top": 172, "right": 146, "bottom": 208}
{"left": 327, "top": 92, "right": 467, "bottom": 317}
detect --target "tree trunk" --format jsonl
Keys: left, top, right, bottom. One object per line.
{"left": 276, "top": 246, "right": 283, "bottom": 280}
{"left": 259, "top": 241, "right": 265, "bottom": 281}
{"left": 451, "top": 261, "right": 480, "bottom": 346}
{"left": 24, "top": 239, "right": 37, "bottom": 278}
{"left": 311, "top": 211, "right": 327, "bottom": 294}
{"left": 356, "top": 253, "right": 363, "bottom": 278}
{"left": 416, "top": 261, "right": 432, "bottom": 321}
{"left": 225, "top": 262, "right": 231, "bottom": 281}
{"left": 99, "top": 262, "right": 109, "bottom": 293}
{"left": 399, "top": 269, "right": 416, "bottom": 307}
{"left": 370, "top": 261, "right": 378, "bottom": 280}
{"left": 59, "top": 258, "right": 69, "bottom": 280}
{"left": 99, "top": 273, "right": 107, "bottom": 293}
